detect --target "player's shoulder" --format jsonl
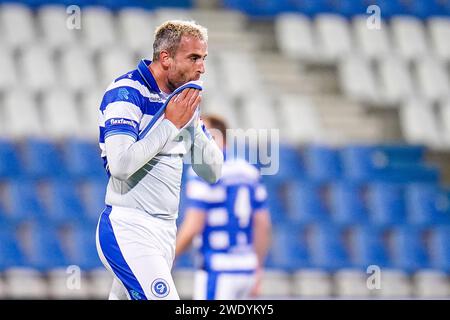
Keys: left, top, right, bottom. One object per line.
{"left": 101, "top": 69, "right": 162, "bottom": 109}
{"left": 186, "top": 159, "right": 261, "bottom": 185}
{"left": 104, "top": 69, "right": 153, "bottom": 96}
{"left": 114, "top": 69, "right": 141, "bottom": 82}
{"left": 222, "top": 158, "right": 260, "bottom": 182}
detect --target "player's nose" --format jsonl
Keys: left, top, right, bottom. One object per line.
{"left": 198, "top": 60, "right": 205, "bottom": 74}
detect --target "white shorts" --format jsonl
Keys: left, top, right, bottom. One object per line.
{"left": 96, "top": 205, "right": 179, "bottom": 300}
{"left": 193, "top": 270, "right": 256, "bottom": 300}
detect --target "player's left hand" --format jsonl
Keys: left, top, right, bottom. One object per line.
{"left": 250, "top": 267, "right": 263, "bottom": 297}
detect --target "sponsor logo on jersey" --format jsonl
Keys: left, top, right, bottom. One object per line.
{"left": 148, "top": 92, "right": 162, "bottom": 102}
{"left": 109, "top": 118, "right": 137, "bottom": 128}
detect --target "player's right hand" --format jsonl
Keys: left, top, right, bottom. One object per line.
{"left": 165, "top": 88, "right": 201, "bottom": 129}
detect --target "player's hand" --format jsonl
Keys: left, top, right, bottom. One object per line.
{"left": 250, "top": 267, "right": 263, "bottom": 297}
{"left": 165, "top": 88, "right": 201, "bottom": 129}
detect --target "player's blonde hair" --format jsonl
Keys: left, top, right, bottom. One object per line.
{"left": 152, "top": 20, "right": 208, "bottom": 61}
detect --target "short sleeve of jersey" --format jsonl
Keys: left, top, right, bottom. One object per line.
{"left": 101, "top": 85, "right": 143, "bottom": 141}
{"left": 252, "top": 181, "right": 268, "bottom": 211}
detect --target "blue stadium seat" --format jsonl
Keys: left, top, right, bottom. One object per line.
{"left": 21, "top": 223, "right": 68, "bottom": 271}
{"left": 222, "top": 0, "right": 284, "bottom": 17}
{"left": 290, "top": 0, "right": 333, "bottom": 16}
{"left": 96, "top": 0, "right": 148, "bottom": 10}
{"left": 21, "top": 138, "right": 67, "bottom": 179}
{"left": 428, "top": 226, "right": 450, "bottom": 272}
{"left": 0, "top": 226, "right": 26, "bottom": 270}
{"left": 45, "top": 180, "right": 87, "bottom": 225}
{"left": 266, "top": 223, "right": 309, "bottom": 271}
{"left": 62, "top": 139, "right": 105, "bottom": 180}
{"left": 388, "top": 164, "right": 439, "bottom": 183}
{"left": 260, "top": 177, "right": 288, "bottom": 225}
{"left": 441, "top": 0, "right": 450, "bottom": 16}
{"left": 0, "top": 201, "right": 10, "bottom": 226}
{"left": 64, "top": 224, "right": 102, "bottom": 270}
{"left": 405, "top": 183, "right": 450, "bottom": 226}
{"left": 229, "top": 143, "right": 302, "bottom": 181}
{"left": 367, "top": 183, "right": 407, "bottom": 226}
{"left": 285, "top": 182, "right": 330, "bottom": 225}
{"left": 24, "top": 0, "right": 179, "bottom": 10}
{"left": 361, "top": 0, "right": 406, "bottom": 18}
{"left": 80, "top": 178, "right": 107, "bottom": 224}
{"left": 329, "top": 182, "right": 369, "bottom": 226}
{"left": 0, "top": 139, "right": 21, "bottom": 179}
{"left": 328, "top": 0, "right": 367, "bottom": 17}
{"left": 303, "top": 145, "right": 342, "bottom": 182}
{"left": 3, "top": 180, "right": 47, "bottom": 224}
{"left": 400, "top": 0, "right": 443, "bottom": 18}
{"left": 380, "top": 145, "right": 425, "bottom": 163}
{"left": 341, "top": 145, "right": 438, "bottom": 183}
{"left": 341, "top": 146, "right": 391, "bottom": 182}
{"left": 275, "top": 144, "right": 305, "bottom": 182}
{"left": 307, "top": 224, "right": 350, "bottom": 271}
{"left": 388, "top": 226, "right": 429, "bottom": 272}
{"left": 348, "top": 225, "right": 390, "bottom": 269}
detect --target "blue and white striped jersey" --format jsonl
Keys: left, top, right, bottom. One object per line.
{"left": 185, "top": 157, "right": 268, "bottom": 272}
{"left": 98, "top": 59, "right": 201, "bottom": 220}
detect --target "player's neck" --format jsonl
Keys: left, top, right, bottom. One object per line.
{"left": 149, "top": 62, "right": 172, "bottom": 95}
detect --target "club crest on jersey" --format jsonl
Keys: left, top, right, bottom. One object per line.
{"left": 118, "top": 87, "right": 129, "bottom": 100}
{"left": 151, "top": 278, "right": 170, "bottom": 298}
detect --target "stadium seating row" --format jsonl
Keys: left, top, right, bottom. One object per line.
{"left": 225, "top": 0, "right": 450, "bottom": 19}
{"left": 1, "top": 267, "right": 448, "bottom": 299}
{"left": 0, "top": 138, "right": 105, "bottom": 178}
{"left": 0, "top": 140, "right": 439, "bottom": 182}
{"left": 2, "top": 219, "right": 448, "bottom": 273}
{"left": 264, "top": 223, "right": 450, "bottom": 273}
{"left": 0, "top": 179, "right": 105, "bottom": 226}
{"left": 276, "top": 14, "right": 450, "bottom": 63}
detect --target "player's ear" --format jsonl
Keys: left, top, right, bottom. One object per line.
{"left": 159, "top": 50, "right": 172, "bottom": 68}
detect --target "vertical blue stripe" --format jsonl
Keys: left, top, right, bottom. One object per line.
{"left": 206, "top": 272, "right": 218, "bottom": 300}
{"left": 99, "top": 126, "right": 105, "bottom": 143}
{"left": 98, "top": 206, "right": 147, "bottom": 300}
{"left": 101, "top": 156, "right": 110, "bottom": 177}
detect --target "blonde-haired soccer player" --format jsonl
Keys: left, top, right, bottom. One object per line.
{"left": 96, "top": 20, "right": 223, "bottom": 300}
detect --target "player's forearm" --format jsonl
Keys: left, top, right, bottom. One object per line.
{"left": 253, "top": 211, "right": 272, "bottom": 268}
{"left": 175, "top": 210, "right": 206, "bottom": 257}
{"left": 254, "top": 234, "right": 270, "bottom": 268}
{"left": 191, "top": 126, "right": 223, "bottom": 183}
{"left": 175, "top": 231, "right": 194, "bottom": 257}
{"left": 105, "top": 119, "right": 179, "bottom": 181}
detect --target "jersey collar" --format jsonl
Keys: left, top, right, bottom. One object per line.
{"left": 137, "top": 59, "right": 161, "bottom": 93}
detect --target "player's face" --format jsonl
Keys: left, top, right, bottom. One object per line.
{"left": 167, "top": 35, "right": 207, "bottom": 90}
{"left": 203, "top": 119, "right": 225, "bottom": 150}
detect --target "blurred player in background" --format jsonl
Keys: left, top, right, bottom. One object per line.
{"left": 176, "top": 115, "right": 272, "bottom": 300}
{"left": 95, "top": 20, "right": 223, "bottom": 300}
